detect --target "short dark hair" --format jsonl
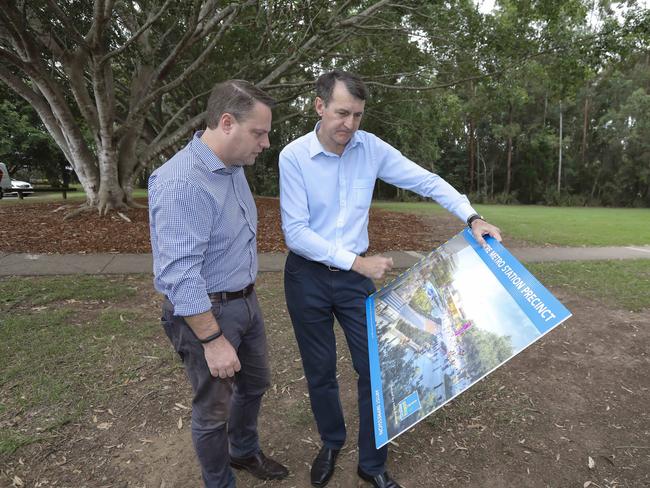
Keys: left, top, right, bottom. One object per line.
{"left": 206, "top": 80, "right": 276, "bottom": 129}
{"left": 316, "top": 70, "right": 368, "bottom": 106}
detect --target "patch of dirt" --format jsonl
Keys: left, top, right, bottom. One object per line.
{"left": 1, "top": 274, "right": 648, "bottom": 488}
{"left": 0, "top": 197, "right": 532, "bottom": 255}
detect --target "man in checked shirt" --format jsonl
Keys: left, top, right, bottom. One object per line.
{"left": 149, "top": 80, "right": 288, "bottom": 487}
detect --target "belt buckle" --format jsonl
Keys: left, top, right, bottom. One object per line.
{"left": 327, "top": 265, "right": 340, "bottom": 272}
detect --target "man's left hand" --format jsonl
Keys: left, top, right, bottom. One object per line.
{"left": 470, "top": 219, "right": 502, "bottom": 247}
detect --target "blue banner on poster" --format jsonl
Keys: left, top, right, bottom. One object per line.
{"left": 366, "top": 230, "right": 572, "bottom": 449}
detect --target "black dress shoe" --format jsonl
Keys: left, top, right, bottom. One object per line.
{"left": 357, "top": 467, "right": 403, "bottom": 488}
{"left": 310, "top": 446, "right": 340, "bottom": 487}
{"left": 230, "top": 450, "right": 289, "bottom": 480}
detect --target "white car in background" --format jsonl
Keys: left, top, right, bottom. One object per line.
{"left": 0, "top": 162, "right": 34, "bottom": 198}
{"left": 9, "top": 179, "right": 34, "bottom": 196}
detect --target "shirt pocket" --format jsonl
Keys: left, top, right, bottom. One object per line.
{"left": 351, "top": 178, "right": 375, "bottom": 210}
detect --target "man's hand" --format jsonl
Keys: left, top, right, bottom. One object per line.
{"left": 470, "top": 219, "right": 502, "bottom": 247}
{"left": 351, "top": 254, "right": 393, "bottom": 280}
{"left": 203, "top": 336, "right": 241, "bottom": 379}
{"left": 184, "top": 309, "right": 241, "bottom": 378}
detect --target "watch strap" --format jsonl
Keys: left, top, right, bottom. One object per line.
{"left": 466, "top": 213, "right": 484, "bottom": 228}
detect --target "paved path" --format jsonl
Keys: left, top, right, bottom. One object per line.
{"left": 1, "top": 245, "right": 649, "bottom": 276}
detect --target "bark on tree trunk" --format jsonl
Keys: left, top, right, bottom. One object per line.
{"left": 581, "top": 94, "right": 589, "bottom": 164}
{"left": 468, "top": 118, "right": 475, "bottom": 194}
{"left": 505, "top": 105, "right": 513, "bottom": 195}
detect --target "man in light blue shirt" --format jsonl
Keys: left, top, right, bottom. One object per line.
{"left": 280, "top": 70, "right": 501, "bottom": 488}
{"left": 149, "top": 80, "right": 288, "bottom": 487}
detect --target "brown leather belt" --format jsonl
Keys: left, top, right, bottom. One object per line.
{"left": 208, "top": 283, "right": 255, "bottom": 302}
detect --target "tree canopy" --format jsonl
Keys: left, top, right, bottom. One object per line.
{"left": 1, "top": 0, "right": 648, "bottom": 209}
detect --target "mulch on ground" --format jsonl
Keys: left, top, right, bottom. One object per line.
{"left": 0, "top": 196, "right": 475, "bottom": 254}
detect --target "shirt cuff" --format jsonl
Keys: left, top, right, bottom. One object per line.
{"left": 456, "top": 202, "right": 478, "bottom": 223}
{"left": 172, "top": 295, "right": 213, "bottom": 317}
{"left": 334, "top": 248, "right": 358, "bottom": 271}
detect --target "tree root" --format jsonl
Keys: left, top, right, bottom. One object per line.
{"left": 62, "top": 204, "right": 95, "bottom": 221}
{"left": 127, "top": 200, "right": 148, "bottom": 209}
{"left": 62, "top": 203, "right": 141, "bottom": 221}
{"left": 117, "top": 211, "right": 131, "bottom": 222}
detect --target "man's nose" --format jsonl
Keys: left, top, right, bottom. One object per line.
{"left": 261, "top": 134, "right": 270, "bottom": 149}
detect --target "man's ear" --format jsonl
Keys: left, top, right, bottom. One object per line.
{"left": 315, "top": 97, "right": 325, "bottom": 117}
{"left": 220, "top": 113, "right": 235, "bottom": 134}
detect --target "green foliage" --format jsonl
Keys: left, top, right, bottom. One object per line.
{"left": 1, "top": 1, "right": 649, "bottom": 207}
{"left": 395, "top": 319, "right": 435, "bottom": 349}
{"left": 0, "top": 86, "right": 68, "bottom": 184}
{"left": 409, "top": 288, "right": 434, "bottom": 318}
{"left": 461, "top": 327, "right": 513, "bottom": 381}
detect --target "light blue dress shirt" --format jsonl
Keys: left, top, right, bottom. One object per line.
{"left": 279, "top": 124, "right": 477, "bottom": 270}
{"left": 149, "top": 132, "right": 257, "bottom": 316}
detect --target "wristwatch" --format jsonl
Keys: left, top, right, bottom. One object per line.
{"left": 466, "top": 213, "right": 484, "bottom": 228}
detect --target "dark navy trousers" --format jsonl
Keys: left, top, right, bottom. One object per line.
{"left": 284, "top": 252, "right": 388, "bottom": 475}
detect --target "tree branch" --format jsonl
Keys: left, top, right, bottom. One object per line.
{"left": 65, "top": 49, "right": 100, "bottom": 135}
{"left": 100, "top": 0, "right": 174, "bottom": 65}
{"left": 338, "top": 0, "right": 392, "bottom": 27}
{"left": 257, "top": 0, "right": 393, "bottom": 88}
{"left": 44, "top": 0, "right": 88, "bottom": 48}
{"left": 144, "top": 111, "right": 206, "bottom": 162}
{"left": 134, "top": 3, "right": 249, "bottom": 116}
{"left": 145, "top": 87, "right": 212, "bottom": 149}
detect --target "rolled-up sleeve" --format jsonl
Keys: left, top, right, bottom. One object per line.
{"left": 149, "top": 178, "right": 214, "bottom": 316}
{"left": 279, "top": 148, "right": 357, "bottom": 270}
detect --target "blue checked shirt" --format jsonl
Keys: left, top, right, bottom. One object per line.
{"left": 149, "top": 132, "right": 257, "bottom": 316}
{"left": 279, "top": 124, "right": 477, "bottom": 270}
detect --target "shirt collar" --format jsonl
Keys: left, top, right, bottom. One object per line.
{"left": 308, "top": 122, "right": 363, "bottom": 159}
{"left": 190, "top": 130, "right": 230, "bottom": 173}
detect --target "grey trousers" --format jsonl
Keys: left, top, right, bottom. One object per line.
{"left": 162, "top": 290, "right": 271, "bottom": 488}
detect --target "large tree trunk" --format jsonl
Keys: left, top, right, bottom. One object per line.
{"left": 468, "top": 118, "right": 475, "bottom": 194}
{"left": 581, "top": 93, "right": 589, "bottom": 165}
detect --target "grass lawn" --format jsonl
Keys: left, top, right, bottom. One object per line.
{"left": 0, "top": 275, "right": 173, "bottom": 455}
{"left": 528, "top": 259, "right": 650, "bottom": 311}
{"left": 373, "top": 201, "right": 650, "bottom": 247}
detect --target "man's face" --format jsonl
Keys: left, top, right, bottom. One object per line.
{"left": 227, "top": 101, "right": 272, "bottom": 166}
{"left": 315, "top": 81, "right": 365, "bottom": 154}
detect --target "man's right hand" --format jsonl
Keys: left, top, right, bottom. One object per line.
{"left": 203, "top": 336, "right": 241, "bottom": 379}
{"left": 351, "top": 254, "right": 393, "bottom": 280}
{"left": 184, "top": 309, "right": 241, "bottom": 379}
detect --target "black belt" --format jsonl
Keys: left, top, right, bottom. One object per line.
{"left": 207, "top": 283, "right": 255, "bottom": 302}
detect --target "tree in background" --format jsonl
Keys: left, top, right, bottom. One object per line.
{"left": 0, "top": 84, "right": 69, "bottom": 185}
{"left": 0, "top": 0, "right": 394, "bottom": 213}
{"left": 1, "top": 0, "right": 648, "bottom": 210}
